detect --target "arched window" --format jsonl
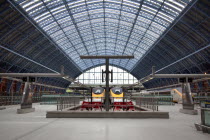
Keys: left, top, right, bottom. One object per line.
{"left": 76, "top": 65, "right": 138, "bottom": 85}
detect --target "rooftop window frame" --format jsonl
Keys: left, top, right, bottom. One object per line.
{"left": 14, "top": 0, "right": 192, "bottom": 71}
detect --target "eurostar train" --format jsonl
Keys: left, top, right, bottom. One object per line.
{"left": 81, "top": 87, "right": 105, "bottom": 110}
{"left": 81, "top": 87, "right": 134, "bottom": 111}
{"left": 110, "top": 87, "right": 124, "bottom": 102}
{"left": 110, "top": 87, "right": 135, "bottom": 111}
{"left": 92, "top": 87, "right": 105, "bottom": 102}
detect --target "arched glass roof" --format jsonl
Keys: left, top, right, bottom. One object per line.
{"left": 14, "top": 0, "right": 192, "bottom": 71}
{"left": 76, "top": 65, "right": 138, "bottom": 84}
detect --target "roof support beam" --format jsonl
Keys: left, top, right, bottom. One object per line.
{"left": 146, "top": 78, "right": 210, "bottom": 91}
{"left": 2, "top": 77, "right": 65, "bottom": 90}
{"left": 0, "top": 45, "right": 89, "bottom": 88}
{"left": 140, "top": 66, "right": 210, "bottom": 84}
{"left": 62, "top": 0, "right": 94, "bottom": 66}
{"left": 155, "top": 43, "right": 210, "bottom": 73}
{"left": 0, "top": 44, "right": 59, "bottom": 73}
{"left": 80, "top": 55, "right": 134, "bottom": 59}
{"left": 7, "top": 0, "right": 82, "bottom": 72}
{"left": 0, "top": 73, "right": 65, "bottom": 78}
{"left": 130, "top": 0, "right": 199, "bottom": 72}
{"left": 153, "top": 74, "right": 210, "bottom": 79}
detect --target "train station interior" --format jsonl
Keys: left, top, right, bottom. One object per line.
{"left": 0, "top": 0, "right": 210, "bottom": 139}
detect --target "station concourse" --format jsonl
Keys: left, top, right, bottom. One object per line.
{"left": 0, "top": 0, "right": 210, "bottom": 140}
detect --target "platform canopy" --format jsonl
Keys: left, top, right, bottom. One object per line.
{"left": 12, "top": 0, "right": 192, "bottom": 72}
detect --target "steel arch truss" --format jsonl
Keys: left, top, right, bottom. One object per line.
{"left": 132, "top": 0, "right": 210, "bottom": 88}
{"left": 11, "top": 0, "right": 192, "bottom": 71}
{"left": 0, "top": 0, "right": 81, "bottom": 88}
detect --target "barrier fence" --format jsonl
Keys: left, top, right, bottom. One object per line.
{"left": 41, "top": 95, "right": 60, "bottom": 105}
{"left": 57, "top": 96, "right": 81, "bottom": 111}
{"left": 0, "top": 95, "right": 41, "bottom": 106}
{"left": 132, "top": 96, "right": 174, "bottom": 105}
{"left": 41, "top": 95, "right": 84, "bottom": 105}
{"left": 134, "top": 97, "right": 158, "bottom": 111}
{"left": 194, "top": 96, "right": 210, "bottom": 104}
{"left": 55, "top": 96, "right": 159, "bottom": 112}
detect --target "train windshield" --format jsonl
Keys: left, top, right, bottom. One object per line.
{"left": 111, "top": 88, "right": 123, "bottom": 95}
{"left": 92, "top": 87, "right": 104, "bottom": 94}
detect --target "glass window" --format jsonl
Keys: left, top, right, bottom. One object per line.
{"left": 14, "top": 0, "right": 192, "bottom": 71}
{"left": 75, "top": 65, "right": 137, "bottom": 85}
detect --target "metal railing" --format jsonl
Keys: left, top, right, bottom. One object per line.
{"left": 158, "top": 96, "right": 174, "bottom": 105}
{"left": 135, "top": 95, "right": 174, "bottom": 105}
{"left": 134, "top": 97, "right": 158, "bottom": 111}
{"left": 0, "top": 96, "right": 41, "bottom": 106}
{"left": 194, "top": 96, "right": 210, "bottom": 104}
{"left": 41, "top": 95, "right": 60, "bottom": 105}
{"left": 57, "top": 96, "right": 81, "bottom": 111}
{"left": 41, "top": 95, "right": 84, "bottom": 105}
{"left": 55, "top": 96, "right": 159, "bottom": 112}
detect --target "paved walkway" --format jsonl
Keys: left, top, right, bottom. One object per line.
{"left": 0, "top": 103, "right": 209, "bottom": 140}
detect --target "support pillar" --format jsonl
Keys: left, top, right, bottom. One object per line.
{"left": 105, "top": 58, "right": 110, "bottom": 111}
{"left": 182, "top": 83, "right": 194, "bottom": 109}
{"left": 11, "top": 81, "right": 14, "bottom": 105}
{"left": 180, "top": 82, "right": 198, "bottom": 115}
{"left": 17, "top": 82, "right": 35, "bottom": 114}
{"left": 1, "top": 78, "right": 7, "bottom": 95}
{"left": 20, "top": 83, "right": 25, "bottom": 94}
{"left": 90, "top": 88, "right": 93, "bottom": 104}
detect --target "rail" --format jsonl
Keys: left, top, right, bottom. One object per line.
{"left": 41, "top": 95, "right": 60, "bottom": 105}
{"left": 41, "top": 95, "right": 84, "bottom": 105}
{"left": 57, "top": 96, "right": 81, "bottom": 111}
{"left": 132, "top": 95, "right": 174, "bottom": 105}
{"left": 194, "top": 96, "right": 210, "bottom": 104}
{"left": 55, "top": 96, "right": 159, "bottom": 112}
{"left": 133, "top": 97, "right": 159, "bottom": 111}
{"left": 0, "top": 95, "right": 41, "bottom": 106}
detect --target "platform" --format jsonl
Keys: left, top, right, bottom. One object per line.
{"left": 17, "top": 108, "right": 35, "bottom": 114}
{"left": 179, "top": 108, "right": 198, "bottom": 115}
{"left": 0, "top": 103, "right": 209, "bottom": 140}
{"left": 0, "top": 106, "right": 6, "bottom": 110}
{"left": 46, "top": 111, "right": 169, "bottom": 118}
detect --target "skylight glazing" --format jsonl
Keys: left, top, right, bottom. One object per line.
{"left": 76, "top": 65, "right": 138, "bottom": 84}
{"left": 14, "top": 0, "right": 192, "bottom": 71}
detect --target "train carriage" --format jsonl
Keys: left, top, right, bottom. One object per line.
{"left": 110, "top": 87, "right": 135, "bottom": 111}
{"left": 81, "top": 87, "right": 105, "bottom": 110}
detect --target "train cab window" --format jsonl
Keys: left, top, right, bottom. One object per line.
{"left": 111, "top": 88, "right": 123, "bottom": 95}
{"left": 92, "top": 88, "right": 104, "bottom": 94}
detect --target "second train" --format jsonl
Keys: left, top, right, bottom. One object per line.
{"left": 81, "top": 87, "right": 135, "bottom": 111}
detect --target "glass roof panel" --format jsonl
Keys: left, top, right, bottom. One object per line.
{"left": 16, "top": 0, "right": 192, "bottom": 72}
